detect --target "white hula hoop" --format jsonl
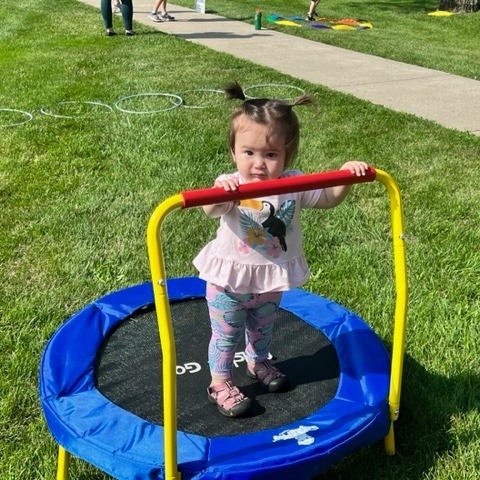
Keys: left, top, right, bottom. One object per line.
{"left": 243, "top": 84, "right": 306, "bottom": 101}
{"left": 0, "top": 108, "right": 34, "bottom": 127}
{"left": 114, "top": 93, "right": 183, "bottom": 114}
{"left": 179, "top": 89, "right": 225, "bottom": 109}
{"left": 40, "top": 101, "right": 114, "bottom": 119}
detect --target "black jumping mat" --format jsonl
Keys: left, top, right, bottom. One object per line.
{"left": 95, "top": 298, "right": 339, "bottom": 437}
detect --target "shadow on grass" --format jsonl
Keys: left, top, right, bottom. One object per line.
{"left": 314, "top": 352, "right": 479, "bottom": 479}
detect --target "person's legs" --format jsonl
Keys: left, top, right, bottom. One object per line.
{"left": 151, "top": 0, "right": 163, "bottom": 13}
{"left": 120, "top": 0, "right": 134, "bottom": 33}
{"left": 100, "top": 0, "right": 114, "bottom": 33}
{"left": 307, "top": 0, "right": 320, "bottom": 20}
{"left": 149, "top": 0, "right": 175, "bottom": 21}
{"left": 149, "top": 0, "right": 165, "bottom": 21}
{"left": 159, "top": 0, "right": 175, "bottom": 19}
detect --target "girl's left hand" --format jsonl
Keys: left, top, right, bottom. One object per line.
{"left": 340, "top": 161, "right": 369, "bottom": 176}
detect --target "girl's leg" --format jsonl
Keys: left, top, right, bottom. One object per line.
{"left": 244, "top": 292, "right": 288, "bottom": 392}
{"left": 206, "top": 283, "right": 247, "bottom": 385}
{"left": 205, "top": 283, "right": 252, "bottom": 417}
{"left": 243, "top": 291, "right": 282, "bottom": 363}
{"left": 120, "top": 0, "right": 134, "bottom": 32}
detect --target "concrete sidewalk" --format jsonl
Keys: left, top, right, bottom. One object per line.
{"left": 85, "top": 0, "right": 480, "bottom": 136}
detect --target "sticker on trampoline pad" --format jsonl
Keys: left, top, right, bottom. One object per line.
{"left": 273, "top": 425, "right": 319, "bottom": 445}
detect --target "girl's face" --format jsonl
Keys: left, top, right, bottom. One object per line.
{"left": 231, "top": 116, "right": 286, "bottom": 183}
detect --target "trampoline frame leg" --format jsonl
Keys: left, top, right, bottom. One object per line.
{"left": 384, "top": 422, "right": 396, "bottom": 455}
{"left": 56, "top": 446, "right": 70, "bottom": 480}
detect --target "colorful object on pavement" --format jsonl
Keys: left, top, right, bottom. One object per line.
{"left": 267, "top": 14, "right": 373, "bottom": 30}
{"left": 331, "top": 24, "right": 357, "bottom": 30}
{"left": 275, "top": 19, "right": 303, "bottom": 27}
{"left": 427, "top": 10, "right": 454, "bottom": 16}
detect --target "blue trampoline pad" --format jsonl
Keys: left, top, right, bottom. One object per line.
{"left": 40, "top": 277, "right": 391, "bottom": 480}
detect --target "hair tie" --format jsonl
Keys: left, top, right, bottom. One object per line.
{"left": 225, "top": 81, "right": 246, "bottom": 101}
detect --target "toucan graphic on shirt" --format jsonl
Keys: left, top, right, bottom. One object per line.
{"left": 237, "top": 199, "right": 296, "bottom": 254}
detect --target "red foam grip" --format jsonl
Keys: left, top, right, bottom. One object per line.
{"left": 181, "top": 167, "right": 376, "bottom": 208}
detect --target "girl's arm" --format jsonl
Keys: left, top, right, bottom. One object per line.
{"left": 315, "top": 161, "right": 369, "bottom": 209}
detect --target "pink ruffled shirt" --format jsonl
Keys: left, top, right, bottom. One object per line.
{"left": 193, "top": 170, "right": 324, "bottom": 294}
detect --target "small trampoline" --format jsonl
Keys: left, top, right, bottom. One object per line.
{"left": 40, "top": 168, "right": 408, "bottom": 480}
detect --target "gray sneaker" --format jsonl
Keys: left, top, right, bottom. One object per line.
{"left": 148, "top": 12, "right": 164, "bottom": 22}
{"left": 161, "top": 12, "right": 176, "bottom": 21}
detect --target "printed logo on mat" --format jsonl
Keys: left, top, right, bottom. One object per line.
{"left": 176, "top": 351, "right": 248, "bottom": 375}
{"left": 272, "top": 425, "right": 319, "bottom": 445}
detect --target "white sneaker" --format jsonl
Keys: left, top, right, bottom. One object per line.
{"left": 149, "top": 12, "right": 164, "bottom": 22}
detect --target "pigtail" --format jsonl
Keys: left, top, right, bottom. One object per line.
{"left": 225, "top": 81, "right": 246, "bottom": 101}
{"left": 290, "top": 94, "right": 315, "bottom": 108}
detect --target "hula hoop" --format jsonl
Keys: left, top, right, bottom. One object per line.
{"left": 179, "top": 89, "right": 224, "bottom": 109}
{"left": 243, "top": 84, "right": 306, "bottom": 102}
{"left": 40, "top": 101, "right": 114, "bottom": 119}
{"left": 0, "top": 108, "right": 34, "bottom": 127}
{"left": 114, "top": 93, "right": 183, "bottom": 114}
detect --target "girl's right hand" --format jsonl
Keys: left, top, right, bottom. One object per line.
{"left": 214, "top": 177, "right": 240, "bottom": 191}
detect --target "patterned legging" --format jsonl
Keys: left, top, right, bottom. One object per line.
{"left": 206, "top": 283, "right": 282, "bottom": 383}
{"left": 100, "top": 0, "right": 133, "bottom": 31}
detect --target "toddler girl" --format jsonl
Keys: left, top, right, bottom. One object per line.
{"left": 194, "top": 82, "right": 368, "bottom": 417}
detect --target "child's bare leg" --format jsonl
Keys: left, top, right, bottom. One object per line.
{"left": 307, "top": 0, "right": 320, "bottom": 20}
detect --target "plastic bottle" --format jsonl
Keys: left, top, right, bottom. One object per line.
{"left": 254, "top": 10, "right": 262, "bottom": 30}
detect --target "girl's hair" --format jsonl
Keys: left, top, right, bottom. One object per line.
{"left": 225, "top": 81, "right": 314, "bottom": 167}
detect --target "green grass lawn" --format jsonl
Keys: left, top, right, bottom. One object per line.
{"left": 171, "top": 0, "right": 480, "bottom": 79}
{"left": 1, "top": 0, "right": 479, "bottom": 479}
